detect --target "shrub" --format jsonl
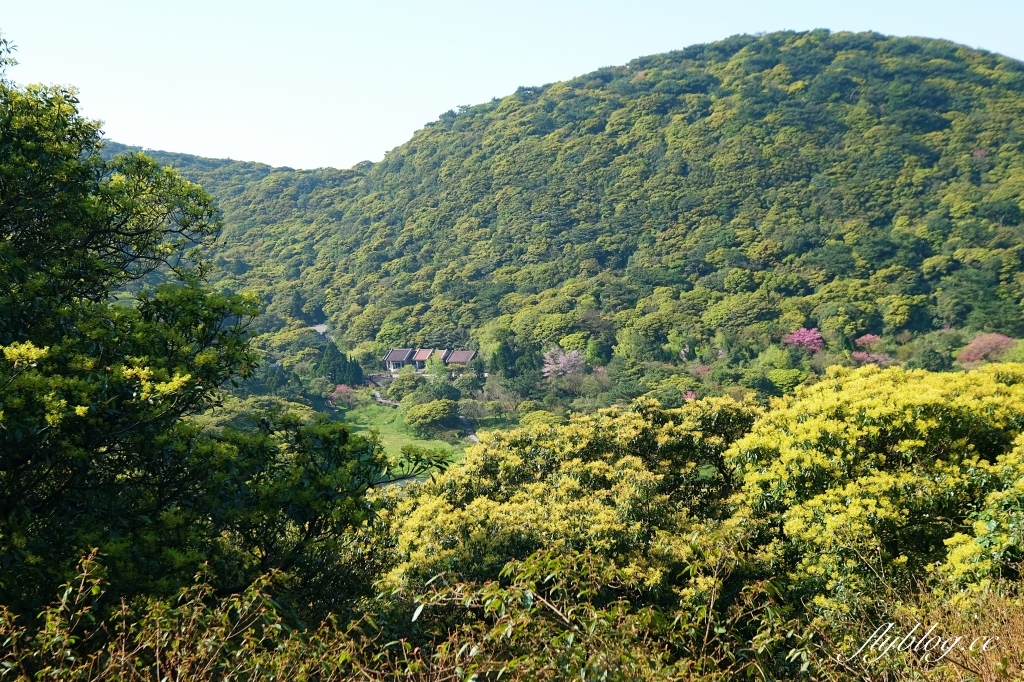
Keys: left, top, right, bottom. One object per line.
{"left": 767, "top": 368, "right": 805, "bottom": 393}
{"left": 387, "top": 367, "right": 425, "bottom": 400}
{"left": 404, "top": 398, "right": 457, "bottom": 430}
{"left": 518, "top": 410, "right": 565, "bottom": 427}
{"left": 851, "top": 350, "right": 895, "bottom": 366}
{"left": 904, "top": 348, "right": 953, "bottom": 371}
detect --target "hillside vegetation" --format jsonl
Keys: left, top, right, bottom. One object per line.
{"left": 8, "top": 365, "right": 1024, "bottom": 679}
{"left": 114, "top": 29, "right": 1024, "bottom": 412}
{"left": 6, "top": 30, "right": 1024, "bottom": 680}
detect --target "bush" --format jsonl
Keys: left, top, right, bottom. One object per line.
{"left": 904, "top": 348, "right": 953, "bottom": 371}
{"left": 307, "top": 375, "right": 335, "bottom": 398}
{"left": 387, "top": 367, "right": 425, "bottom": 401}
{"left": 851, "top": 350, "right": 895, "bottom": 366}
{"left": 404, "top": 399, "right": 458, "bottom": 430}
{"left": 517, "top": 410, "right": 565, "bottom": 427}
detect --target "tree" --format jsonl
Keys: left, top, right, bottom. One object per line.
{"left": 210, "top": 412, "right": 444, "bottom": 614}
{"left": 955, "top": 332, "right": 1017, "bottom": 368}
{"left": 404, "top": 399, "right": 457, "bottom": 431}
{"left": 782, "top": 327, "right": 825, "bottom": 353}
{"left": 317, "top": 341, "right": 363, "bottom": 385}
{"left": 541, "top": 347, "right": 586, "bottom": 378}
{"left": 0, "top": 50, "right": 445, "bottom": 617}
{"left": 0, "top": 48, "right": 256, "bottom": 610}
{"left": 387, "top": 366, "right": 425, "bottom": 401}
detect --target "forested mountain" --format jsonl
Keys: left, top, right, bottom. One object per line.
{"left": 112, "top": 29, "right": 1024, "bottom": 409}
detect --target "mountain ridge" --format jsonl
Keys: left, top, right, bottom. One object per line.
{"left": 107, "top": 29, "right": 1024, "bottom": 405}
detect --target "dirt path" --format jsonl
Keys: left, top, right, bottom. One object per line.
{"left": 458, "top": 415, "right": 480, "bottom": 444}
{"left": 372, "top": 391, "right": 400, "bottom": 408}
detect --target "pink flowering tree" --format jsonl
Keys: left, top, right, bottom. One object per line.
{"left": 851, "top": 351, "right": 894, "bottom": 366}
{"left": 956, "top": 333, "right": 1018, "bottom": 368}
{"left": 855, "top": 334, "right": 882, "bottom": 349}
{"left": 329, "top": 383, "right": 358, "bottom": 407}
{"left": 542, "top": 347, "right": 586, "bottom": 378}
{"left": 783, "top": 327, "right": 825, "bottom": 353}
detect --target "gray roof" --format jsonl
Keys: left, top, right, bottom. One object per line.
{"left": 445, "top": 350, "right": 476, "bottom": 365}
{"left": 384, "top": 348, "right": 414, "bottom": 363}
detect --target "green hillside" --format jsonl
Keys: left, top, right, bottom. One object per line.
{"left": 112, "top": 30, "right": 1024, "bottom": 409}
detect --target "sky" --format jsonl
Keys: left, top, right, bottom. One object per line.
{"left": 1, "top": 0, "right": 1022, "bottom": 170}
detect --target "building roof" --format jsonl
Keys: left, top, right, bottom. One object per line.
{"left": 384, "top": 348, "right": 414, "bottom": 363}
{"left": 412, "top": 348, "right": 434, "bottom": 362}
{"left": 445, "top": 350, "right": 476, "bottom": 365}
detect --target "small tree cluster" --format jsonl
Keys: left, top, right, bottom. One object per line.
{"left": 851, "top": 351, "right": 894, "bottom": 366}
{"left": 317, "top": 342, "right": 363, "bottom": 385}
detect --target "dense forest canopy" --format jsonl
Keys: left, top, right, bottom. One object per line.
{"left": 109, "top": 29, "right": 1024, "bottom": 410}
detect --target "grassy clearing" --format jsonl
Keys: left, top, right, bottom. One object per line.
{"left": 342, "top": 400, "right": 465, "bottom": 460}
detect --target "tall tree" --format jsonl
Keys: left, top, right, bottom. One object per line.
{"left": 0, "top": 44, "right": 441, "bottom": 617}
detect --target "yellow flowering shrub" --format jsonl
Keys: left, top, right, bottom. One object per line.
{"left": 374, "top": 364, "right": 1024, "bottom": 677}
{"left": 384, "top": 397, "right": 758, "bottom": 590}
{"left": 940, "top": 432, "right": 1024, "bottom": 587}
{"left": 728, "top": 363, "right": 1024, "bottom": 615}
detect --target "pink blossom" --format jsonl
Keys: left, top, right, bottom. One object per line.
{"left": 329, "top": 384, "right": 358, "bottom": 406}
{"left": 784, "top": 327, "right": 825, "bottom": 353}
{"left": 957, "top": 333, "right": 1018, "bottom": 368}
{"left": 855, "top": 334, "right": 882, "bottom": 349}
{"left": 683, "top": 391, "right": 697, "bottom": 401}
{"left": 852, "top": 351, "right": 894, "bottom": 366}
{"left": 542, "top": 347, "right": 586, "bottom": 378}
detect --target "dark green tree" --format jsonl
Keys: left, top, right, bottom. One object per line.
{"left": 317, "top": 341, "right": 363, "bottom": 386}
{"left": 0, "top": 47, "right": 442, "bottom": 618}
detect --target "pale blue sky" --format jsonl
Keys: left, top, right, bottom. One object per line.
{"left": 1, "top": 1, "right": 1021, "bottom": 169}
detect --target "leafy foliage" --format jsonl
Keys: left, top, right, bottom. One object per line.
{"left": 0, "top": 50, "right": 439, "bottom": 623}
{"left": 9, "top": 364, "right": 1024, "bottom": 678}
{"left": 403, "top": 398, "right": 457, "bottom": 431}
